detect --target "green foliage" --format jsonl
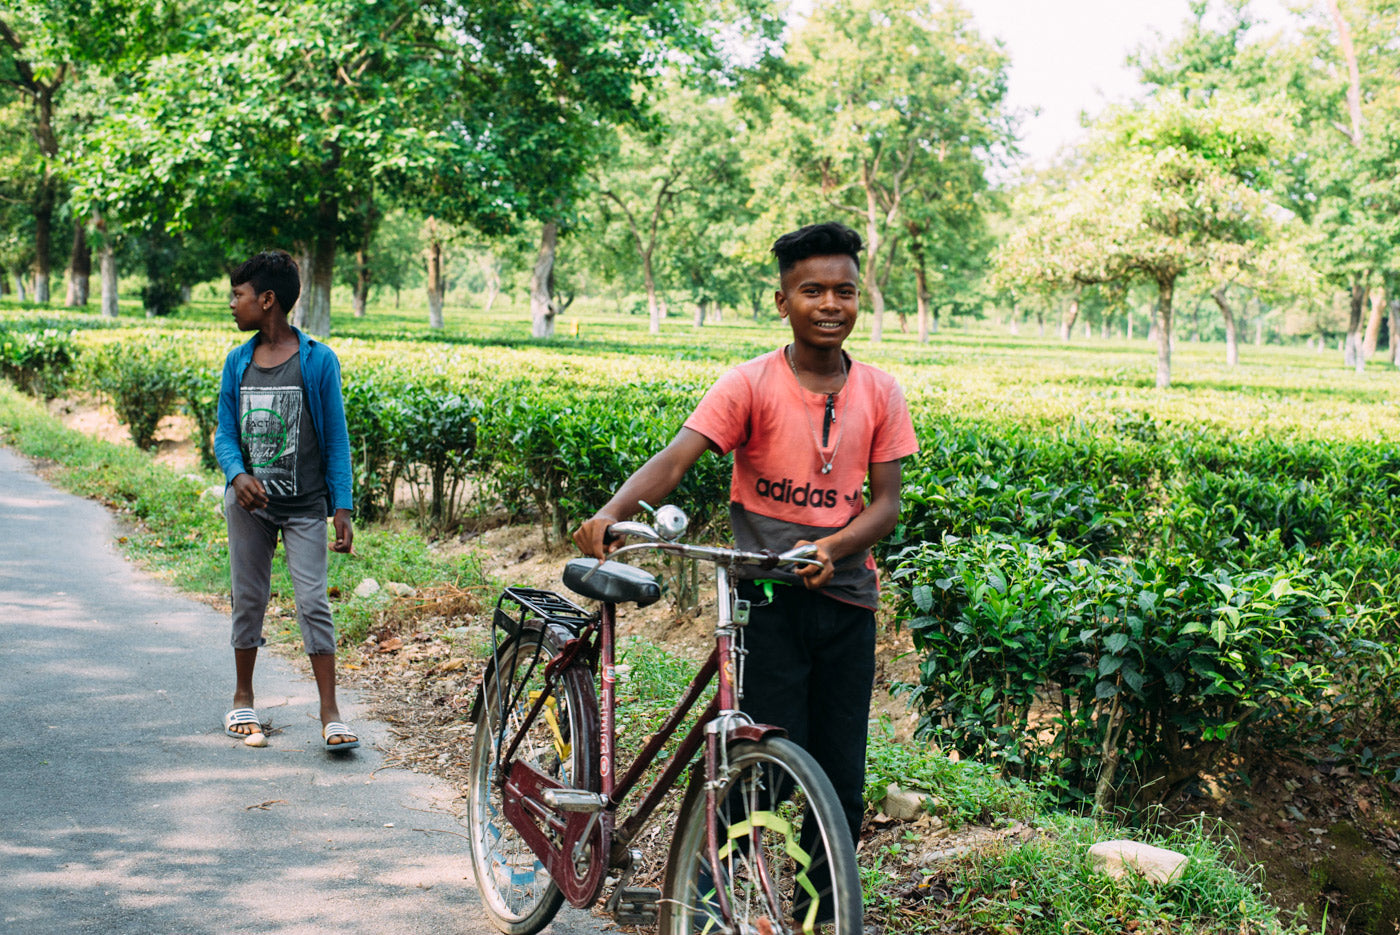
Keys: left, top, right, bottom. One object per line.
{"left": 87, "top": 338, "right": 182, "bottom": 449}
{"left": 176, "top": 360, "right": 219, "bottom": 471}
{"left": 891, "top": 534, "right": 1354, "bottom": 807}
{"left": 477, "top": 378, "right": 727, "bottom": 543}
{"left": 864, "top": 717, "right": 1040, "bottom": 829}
{"left": 391, "top": 384, "right": 480, "bottom": 531}
{"left": 934, "top": 813, "right": 1309, "bottom": 935}
{"left": 341, "top": 372, "right": 404, "bottom": 522}
{"left": 0, "top": 318, "right": 80, "bottom": 398}
{"left": 891, "top": 425, "right": 1136, "bottom": 558}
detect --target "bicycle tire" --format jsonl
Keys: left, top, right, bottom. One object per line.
{"left": 467, "top": 625, "right": 599, "bottom": 935}
{"left": 658, "top": 737, "right": 862, "bottom": 934}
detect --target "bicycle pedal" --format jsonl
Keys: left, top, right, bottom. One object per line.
{"left": 611, "top": 886, "right": 660, "bottom": 925}
{"left": 541, "top": 787, "right": 608, "bottom": 812}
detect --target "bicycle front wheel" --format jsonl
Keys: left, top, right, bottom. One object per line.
{"left": 466, "top": 625, "right": 598, "bottom": 935}
{"left": 659, "top": 737, "right": 862, "bottom": 934}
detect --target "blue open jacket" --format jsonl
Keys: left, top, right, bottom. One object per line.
{"left": 214, "top": 329, "right": 353, "bottom": 515}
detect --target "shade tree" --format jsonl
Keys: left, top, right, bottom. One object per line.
{"left": 589, "top": 79, "right": 754, "bottom": 334}
{"left": 761, "top": 0, "right": 1013, "bottom": 342}
{"left": 994, "top": 94, "right": 1291, "bottom": 387}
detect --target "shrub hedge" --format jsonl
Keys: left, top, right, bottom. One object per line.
{"left": 6, "top": 322, "right": 1399, "bottom": 811}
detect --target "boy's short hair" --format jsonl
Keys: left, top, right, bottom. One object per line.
{"left": 771, "top": 222, "right": 863, "bottom": 275}
{"left": 231, "top": 251, "right": 301, "bottom": 313}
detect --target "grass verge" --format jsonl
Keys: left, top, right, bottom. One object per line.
{"left": 0, "top": 382, "right": 485, "bottom": 645}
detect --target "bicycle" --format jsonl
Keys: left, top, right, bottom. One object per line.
{"left": 464, "top": 504, "right": 863, "bottom": 935}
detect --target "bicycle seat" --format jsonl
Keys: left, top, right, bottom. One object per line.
{"left": 563, "top": 559, "right": 662, "bottom": 608}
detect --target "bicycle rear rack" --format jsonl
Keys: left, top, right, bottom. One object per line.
{"left": 493, "top": 586, "right": 594, "bottom": 639}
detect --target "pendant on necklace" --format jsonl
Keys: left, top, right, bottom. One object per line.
{"left": 821, "top": 463, "right": 832, "bottom": 475}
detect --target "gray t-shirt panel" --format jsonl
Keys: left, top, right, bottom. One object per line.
{"left": 239, "top": 353, "right": 329, "bottom": 519}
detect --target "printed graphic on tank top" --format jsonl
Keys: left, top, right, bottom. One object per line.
{"left": 239, "top": 353, "right": 328, "bottom": 518}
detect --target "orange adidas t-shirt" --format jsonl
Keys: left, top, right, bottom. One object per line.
{"left": 684, "top": 348, "right": 918, "bottom": 608}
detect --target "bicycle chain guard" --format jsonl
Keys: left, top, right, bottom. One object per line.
{"left": 503, "top": 758, "right": 609, "bottom": 908}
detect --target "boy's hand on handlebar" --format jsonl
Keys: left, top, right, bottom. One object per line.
{"left": 793, "top": 539, "right": 835, "bottom": 589}
{"left": 572, "top": 514, "right": 620, "bottom": 560}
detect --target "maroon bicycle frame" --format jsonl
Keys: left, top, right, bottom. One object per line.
{"left": 499, "top": 562, "right": 781, "bottom": 911}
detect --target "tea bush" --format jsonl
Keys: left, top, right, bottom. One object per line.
{"left": 177, "top": 362, "right": 220, "bottom": 471}
{"left": 891, "top": 531, "right": 1363, "bottom": 807}
{"left": 0, "top": 320, "right": 82, "bottom": 399}
{"left": 392, "top": 384, "right": 481, "bottom": 530}
{"left": 476, "top": 379, "right": 728, "bottom": 543}
{"left": 86, "top": 339, "right": 184, "bottom": 450}
{"left": 342, "top": 372, "right": 406, "bottom": 521}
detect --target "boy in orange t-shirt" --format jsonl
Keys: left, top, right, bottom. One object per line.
{"left": 573, "top": 221, "right": 919, "bottom": 855}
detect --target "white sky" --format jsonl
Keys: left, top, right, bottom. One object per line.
{"left": 965, "top": 0, "right": 1293, "bottom": 168}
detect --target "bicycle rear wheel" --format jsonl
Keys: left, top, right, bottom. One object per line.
{"left": 467, "top": 625, "right": 598, "bottom": 935}
{"left": 658, "top": 737, "right": 862, "bottom": 934}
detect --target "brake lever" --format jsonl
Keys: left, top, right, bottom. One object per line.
{"left": 762, "top": 543, "right": 822, "bottom": 572}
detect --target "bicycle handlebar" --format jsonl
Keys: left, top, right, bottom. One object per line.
{"left": 600, "top": 523, "right": 825, "bottom": 573}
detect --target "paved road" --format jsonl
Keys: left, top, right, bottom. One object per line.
{"left": 0, "top": 447, "right": 603, "bottom": 935}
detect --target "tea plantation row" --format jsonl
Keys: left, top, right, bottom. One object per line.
{"left": 5, "top": 314, "right": 1398, "bottom": 808}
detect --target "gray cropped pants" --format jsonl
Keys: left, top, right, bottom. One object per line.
{"left": 225, "top": 488, "right": 337, "bottom": 655}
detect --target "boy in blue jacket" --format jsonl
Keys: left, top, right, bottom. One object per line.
{"left": 214, "top": 250, "right": 357, "bottom": 751}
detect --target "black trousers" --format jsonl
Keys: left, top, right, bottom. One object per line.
{"left": 736, "top": 580, "right": 876, "bottom": 845}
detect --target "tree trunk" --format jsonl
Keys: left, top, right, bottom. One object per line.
{"left": 915, "top": 264, "right": 931, "bottom": 344}
{"left": 1155, "top": 276, "right": 1175, "bottom": 389}
{"left": 1362, "top": 284, "right": 1386, "bottom": 361}
{"left": 482, "top": 263, "right": 500, "bottom": 315}
{"left": 290, "top": 246, "right": 313, "bottom": 329}
{"left": 1390, "top": 297, "right": 1400, "bottom": 367}
{"left": 1008, "top": 301, "right": 1019, "bottom": 335}
{"left": 693, "top": 300, "right": 705, "bottom": 327}
{"left": 65, "top": 222, "right": 90, "bottom": 307}
{"left": 643, "top": 251, "right": 660, "bottom": 336}
{"left": 15, "top": 273, "right": 27, "bottom": 302}
{"left": 1127, "top": 307, "right": 1134, "bottom": 340}
{"left": 33, "top": 169, "right": 54, "bottom": 304}
{"left": 1060, "top": 287, "right": 1081, "bottom": 340}
{"left": 1344, "top": 278, "right": 1366, "bottom": 371}
{"left": 1094, "top": 697, "right": 1126, "bottom": 814}
{"left": 424, "top": 223, "right": 445, "bottom": 330}
{"left": 1213, "top": 285, "right": 1238, "bottom": 367}
{"left": 530, "top": 220, "right": 559, "bottom": 338}
{"left": 99, "top": 241, "right": 118, "bottom": 317}
{"left": 1036, "top": 309, "right": 1045, "bottom": 337}
{"left": 352, "top": 249, "right": 371, "bottom": 319}
{"left": 1326, "top": 0, "right": 1364, "bottom": 147}
{"left": 863, "top": 185, "right": 885, "bottom": 343}
{"left": 302, "top": 193, "right": 337, "bottom": 337}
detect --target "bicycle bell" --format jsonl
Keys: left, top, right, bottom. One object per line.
{"left": 654, "top": 504, "right": 688, "bottom": 541}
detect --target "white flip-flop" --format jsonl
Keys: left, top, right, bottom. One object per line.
{"left": 322, "top": 721, "right": 359, "bottom": 751}
{"left": 224, "top": 708, "right": 261, "bottom": 738}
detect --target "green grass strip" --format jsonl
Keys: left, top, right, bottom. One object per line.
{"left": 0, "top": 381, "right": 485, "bottom": 645}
